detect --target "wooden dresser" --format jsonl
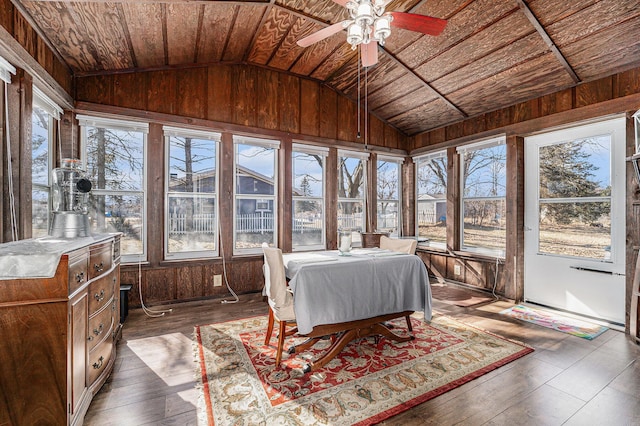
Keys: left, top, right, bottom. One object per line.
{"left": 0, "top": 234, "right": 121, "bottom": 426}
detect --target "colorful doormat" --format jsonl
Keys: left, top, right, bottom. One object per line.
{"left": 431, "top": 283, "right": 494, "bottom": 307}
{"left": 500, "top": 305, "right": 608, "bottom": 340}
{"left": 194, "top": 314, "right": 533, "bottom": 425}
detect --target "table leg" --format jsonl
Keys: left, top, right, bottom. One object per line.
{"left": 304, "top": 322, "right": 414, "bottom": 373}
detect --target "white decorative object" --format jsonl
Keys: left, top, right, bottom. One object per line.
{"left": 338, "top": 230, "right": 353, "bottom": 256}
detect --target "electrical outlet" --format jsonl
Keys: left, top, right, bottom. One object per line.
{"left": 454, "top": 264, "right": 461, "bottom": 275}
{"left": 213, "top": 274, "right": 222, "bottom": 287}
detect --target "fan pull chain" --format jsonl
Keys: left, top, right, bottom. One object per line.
{"left": 357, "top": 46, "right": 361, "bottom": 139}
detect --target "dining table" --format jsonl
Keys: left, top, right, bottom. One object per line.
{"left": 281, "top": 248, "right": 431, "bottom": 372}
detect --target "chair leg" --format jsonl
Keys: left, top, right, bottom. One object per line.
{"left": 265, "top": 309, "right": 275, "bottom": 345}
{"left": 276, "top": 320, "right": 287, "bottom": 367}
{"left": 405, "top": 315, "right": 413, "bottom": 332}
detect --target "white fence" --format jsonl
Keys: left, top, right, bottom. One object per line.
{"left": 170, "top": 213, "right": 216, "bottom": 234}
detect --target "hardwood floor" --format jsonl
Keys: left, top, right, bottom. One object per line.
{"left": 84, "top": 291, "right": 640, "bottom": 425}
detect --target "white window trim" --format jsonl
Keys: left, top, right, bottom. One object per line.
{"left": 413, "top": 149, "right": 446, "bottom": 163}
{"left": 414, "top": 152, "right": 448, "bottom": 245}
{"left": 0, "top": 55, "right": 16, "bottom": 84}
{"left": 376, "top": 158, "right": 402, "bottom": 237}
{"left": 459, "top": 139, "right": 507, "bottom": 258}
{"left": 164, "top": 130, "right": 220, "bottom": 260}
{"left": 33, "top": 86, "right": 63, "bottom": 120}
{"left": 81, "top": 118, "right": 148, "bottom": 263}
{"left": 292, "top": 145, "right": 326, "bottom": 251}
{"left": 233, "top": 137, "right": 279, "bottom": 255}
{"left": 377, "top": 153, "right": 405, "bottom": 164}
{"left": 77, "top": 115, "right": 149, "bottom": 134}
{"left": 337, "top": 149, "right": 370, "bottom": 160}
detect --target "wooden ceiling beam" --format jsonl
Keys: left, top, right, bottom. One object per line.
{"left": 515, "top": 0, "right": 580, "bottom": 84}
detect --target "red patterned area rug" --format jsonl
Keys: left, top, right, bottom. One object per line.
{"left": 194, "top": 314, "right": 533, "bottom": 425}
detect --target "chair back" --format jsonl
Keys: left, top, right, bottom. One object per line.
{"left": 379, "top": 236, "right": 417, "bottom": 254}
{"left": 262, "top": 243, "right": 288, "bottom": 310}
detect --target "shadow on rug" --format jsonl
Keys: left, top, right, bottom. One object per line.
{"left": 500, "top": 304, "right": 608, "bottom": 340}
{"left": 194, "top": 314, "right": 533, "bottom": 425}
{"left": 431, "top": 283, "right": 495, "bottom": 307}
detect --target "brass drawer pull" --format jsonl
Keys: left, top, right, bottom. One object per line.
{"left": 75, "top": 271, "right": 85, "bottom": 283}
{"left": 94, "top": 262, "right": 104, "bottom": 273}
{"left": 94, "top": 290, "right": 105, "bottom": 302}
{"left": 92, "top": 356, "right": 104, "bottom": 370}
{"left": 93, "top": 323, "right": 104, "bottom": 336}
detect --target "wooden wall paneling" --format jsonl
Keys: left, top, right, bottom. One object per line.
{"left": 325, "top": 147, "right": 338, "bottom": 250}
{"left": 299, "top": 79, "right": 319, "bottom": 137}
{"left": 0, "top": 83, "right": 4, "bottom": 242}
{"left": 233, "top": 65, "right": 256, "bottom": 127}
{"left": 504, "top": 135, "right": 524, "bottom": 301}
{"left": 336, "top": 95, "right": 356, "bottom": 142}
{"left": 207, "top": 65, "right": 233, "bottom": 124}
{"left": 0, "top": 0, "right": 13, "bottom": 34}
{"left": 76, "top": 74, "right": 114, "bottom": 107}
{"left": 368, "top": 115, "right": 384, "bottom": 147}
{"left": 120, "top": 269, "right": 140, "bottom": 308}
{"left": 228, "top": 257, "right": 264, "bottom": 294}
{"left": 202, "top": 263, "right": 226, "bottom": 296}
{"left": 147, "top": 70, "right": 176, "bottom": 115}
{"left": 144, "top": 268, "right": 176, "bottom": 303}
{"left": 539, "top": 88, "right": 573, "bottom": 116}
{"left": 146, "top": 123, "right": 164, "bottom": 266}
{"left": 256, "top": 68, "right": 279, "bottom": 130}
{"left": 59, "top": 111, "right": 78, "bottom": 161}
{"left": 319, "top": 85, "right": 337, "bottom": 140}
{"left": 446, "top": 147, "right": 460, "bottom": 251}
{"left": 617, "top": 68, "right": 640, "bottom": 97}
{"left": 463, "top": 259, "right": 486, "bottom": 287}
{"left": 279, "top": 136, "right": 292, "bottom": 252}
{"left": 35, "top": 37, "right": 48, "bottom": 71}
{"left": 114, "top": 72, "right": 146, "bottom": 111}
{"left": 446, "top": 122, "right": 465, "bottom": 141}
{"left": 427, "top": 252, "right": 447, "bottom": 283}
{"left": 383, "top": 125, "right": 397, "bottom": 150}
{"left": 575, "top": 77, "right": 613, "bottom": 108}
{"left": 402, "top": 159, "right": 415, "bottom": 236}
{"left": 278, "top": 73, "right": 299, "bottom": 133}
{"left": 176, "top": 264, "right": 204, "bottom": 300}
{"left": 13, "top": 10, "right": 35, "bottom": 59}
{"left": 176, "top": 67, "right": 206, "bottom": 119}
{"left": 513, "top": 98, "right": 540, "bottom": 123}
{"left": 219, "top": 132, "right": 234, "bottom": 261}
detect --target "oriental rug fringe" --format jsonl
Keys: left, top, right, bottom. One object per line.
{"left": 194, "top": 314, "right": 533, "bottom": 425}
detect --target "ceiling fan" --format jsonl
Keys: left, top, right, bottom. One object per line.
{"left": 297, "top": 0, "right": 447, "bottom": 68}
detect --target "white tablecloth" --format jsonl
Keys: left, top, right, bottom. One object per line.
{"left": 282, "top": 249, "right": 431, "bottom": 335}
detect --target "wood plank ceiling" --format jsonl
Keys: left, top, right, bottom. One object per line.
{"left": 12, "top": 0, "right": 640, "bottom": 136}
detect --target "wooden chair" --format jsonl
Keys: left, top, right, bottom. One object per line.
{"left": 379, "top": 236, "right": 417, "bottom": 331}
{"left": 262, "top": 243, "right": 297, "bottom": 367}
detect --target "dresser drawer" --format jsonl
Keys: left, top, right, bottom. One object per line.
{"left": 88, "top": 271, "right": 116, "bottom": 314}
{"left": 88, "top": 303, "right": 115, "bottom": 351}
{"left": 87, "top": 336, "right": 113, "bottom": 385}
{"left": 68, "top": 250, "right": 89, "bottom": 295}
{"left": 89, "top": 242, "right": 113, "bottom": 280}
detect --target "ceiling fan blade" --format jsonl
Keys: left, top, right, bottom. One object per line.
{"left": 361, "top": 41, "right": 378, "bottom": 68}
{"left": 297, "top": 22, "right": 346, "bottom": 48}
{"left": 390, "top": 12, "right": 447, "bottom": 36}
{"left": 332, "top": 0, "right": 349, "bottom": 6}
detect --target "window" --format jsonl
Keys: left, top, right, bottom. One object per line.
{"left": 234, "top": 135, "right": 279, "bottom": 254}
{"left": 458, "top": 137, "right": 506, "bottom": 256}
{"left": 414, "top": 150, "right": 447, "bottom": 245}
{"left": 165, "top": 126, "right": 219, "bottom": 259}
{"left": 79, "top": 115, "right": 148, "bottom": 262}
{"left": 1, "top": 56, "right": 16, "bottom": 241}
{"left": 31, "top": 87, "right": 62, "bottom": 238}
{"left": 377, "top": 155, "right": 402, "bottom": 237}
{"left": 292, "top": 143, "right": 327, "bottom": 251}
{"left": 337, "top": 150, "right": 368, "bottom": 247}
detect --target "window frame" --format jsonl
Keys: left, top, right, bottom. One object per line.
{"left": 457, "top": 136, "right": 507, "bottom": 257}
{"left": 78, "top": 115, "right": 149, "bottom": 263}
{"left": 232, "top": 135, "right": 280, "bottom": 255}
{"left": 413, "top": 150, "right": 447, "bottom": 248}
{"left": 292, "top": 143, "right": 328, "bottom": 251}
{"left": 31, "top": 87, "right": 61, "bottom": 238}
{"left": 376, "top": 154, "right": 403, "bottom": 237}
{"left": 164, "top": 126, "right": 221, "bottom": 260}
{"left": 337, "top": 149, "right": 369, "bottom": 248}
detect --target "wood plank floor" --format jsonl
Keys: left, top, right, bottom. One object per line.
{"left": 84, "top": 291, "right": 640, "bottom": 425}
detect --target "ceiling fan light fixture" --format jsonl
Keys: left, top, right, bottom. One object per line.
{"left": 347, "top": 22, "right": 365, "bottom": 47}
{"left": 355, "top": 1, "right": 374, "bottom": 27}
{"left": 373, "top": 15, "right": 391, "bottom": 43}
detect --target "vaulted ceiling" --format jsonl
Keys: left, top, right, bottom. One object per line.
{"left": 11, "top": 0, "right": 640, "bottom": 136}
